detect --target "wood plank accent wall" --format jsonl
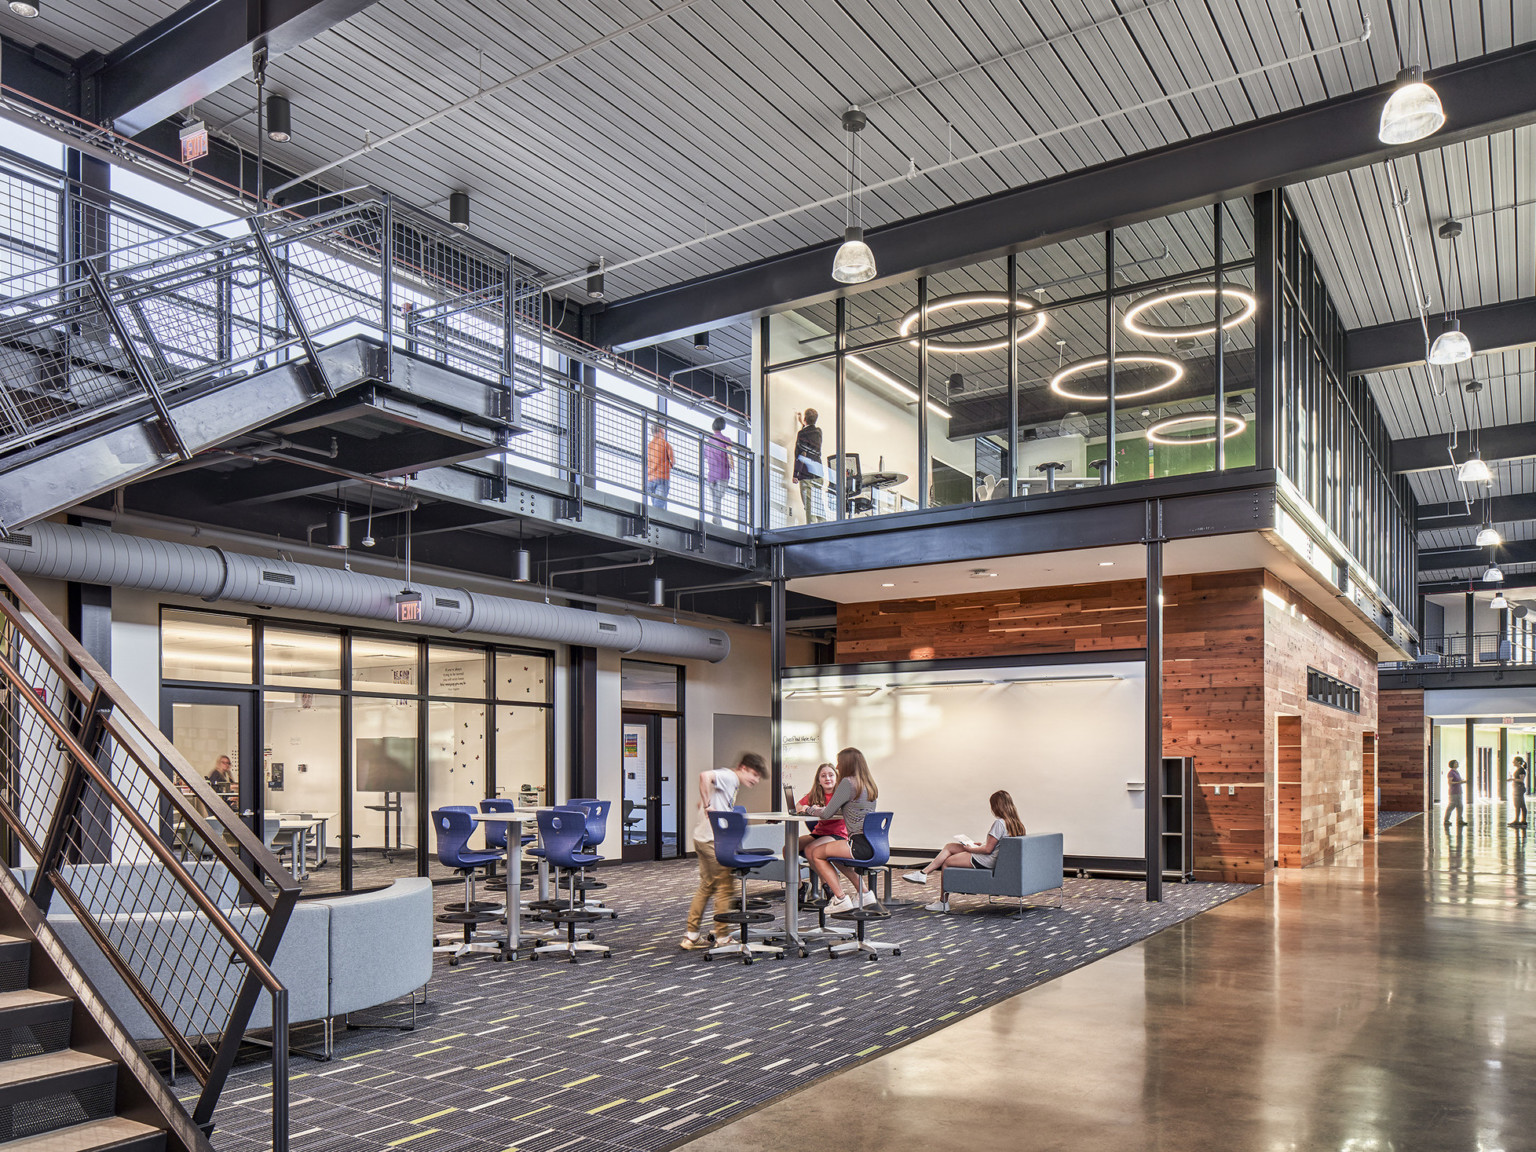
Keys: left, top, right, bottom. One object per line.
{"left": 1377, "top": 688, "right": 1429, "bottom": 810}
{"left": 1363, "top": 734, "right": 1378, "bottom": 838}
{"left": 1276, "top": 715, "right": 1302, "bottom": 866}
{"left": 836, "top": 568, "right": 1381, "bottom": 882}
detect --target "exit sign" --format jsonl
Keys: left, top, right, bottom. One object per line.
{"left": 395, "top": 590, "right": 423, "bottom": 623}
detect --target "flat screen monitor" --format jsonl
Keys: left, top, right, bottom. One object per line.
{"left": 354, "top": 736, "right": 417, "bottom": 793}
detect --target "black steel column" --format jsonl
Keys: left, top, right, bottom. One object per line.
{"left": 1145, "top": 506, "right": 1163, "bottom": 903}
{"left": 1466, "top": 590, "right": 1476, "bottom": 667}
{"left": 570, "top": 646, "right": 599, "bottom": 800}
{"left": 1252, "top": 191, "right": 1279, "bottom": 473}
{"left": 1213, "top": 206, "right": 1227, "bottom": 472}
{"left": 916, "top": 275, "right": 929, "bottom": 509}
{"left": 1006, "top": 255, "right": 1019, "bottom": 497}
{"left": 759, "top": 315, "right": 772, "bottom": 530}
{"left": 770, "top": 568, "right": 786, "bottom": 796}
{"left": 834, "top": 298, "right": 847, "bottom": 522}
{"left": 1465, "top": 716, "right": 1476, "bottom": 809}
{"left": 1499, "top": 725, "right": 1509, "bottom": 809}
{"left": 1105, "top": 230, "right": 1118, "bottom": 484}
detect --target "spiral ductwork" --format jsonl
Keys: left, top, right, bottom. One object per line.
{"left": 0, "top": 521, "right": 730, "bottom": 662}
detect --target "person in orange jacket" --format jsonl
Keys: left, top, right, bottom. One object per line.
{"left": 646, "top": 424, "right": 674, "bottom": 501}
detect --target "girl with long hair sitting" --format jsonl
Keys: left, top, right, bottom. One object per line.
{"left": 803, "top": 747, "right": 879, "bottom": 914}
{"left": 903, "top": 790, "right": 1026, "bottom": 912}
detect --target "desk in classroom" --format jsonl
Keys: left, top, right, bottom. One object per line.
{"left": 742, "top": 812, "right": 816, "bottom": 952}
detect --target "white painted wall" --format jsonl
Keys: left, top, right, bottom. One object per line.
{"left": 781, "top": 660, "right": 1147, "bottom": 856}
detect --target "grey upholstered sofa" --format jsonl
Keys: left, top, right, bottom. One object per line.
{"left": 941, "top": 833, "right": 1065, "bottom": 915}
{"left": 18, "top": 863, "right": 432, "bottom": 1059}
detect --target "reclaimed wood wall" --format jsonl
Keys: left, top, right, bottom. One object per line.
{"left": 1377, "top": 688, "right": 1428, "bottom": 811}
{"left": 835, "top": 568, "right": 1380, "bottom": 882}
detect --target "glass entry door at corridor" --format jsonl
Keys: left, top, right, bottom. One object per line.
{"left": 620, "top": 712, "right": 680, "bottom": 862}
{"left": 161, "top": 686, "right": 257, "bottom": 854}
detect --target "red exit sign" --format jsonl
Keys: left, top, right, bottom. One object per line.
{"left": 395, "top": 591, "right": 423, "bottom": 623}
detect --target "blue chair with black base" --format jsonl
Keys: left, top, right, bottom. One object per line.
{"left": 530, "top": 808, "right": 611, "bottom": 962}
{"left": 704, "top": 810, "right": 785, "bottom": 965}
{"left": 478, "top": 797, "right": 532, "bottom": 893}
{"left": 568, "top": 799, "right": 617, "bottom": 918}
{"left": 437, "top": 805, "right": 502, "bottom": 916}
{"left": 825, "top": 812, "right": 901, "bottom": 961}
{"left": 431, "top": 809, "right": 505, "bottom": 966}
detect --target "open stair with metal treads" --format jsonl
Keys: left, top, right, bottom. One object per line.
{"left": 0, "top": 933, "right": 164, "bottom": 1152}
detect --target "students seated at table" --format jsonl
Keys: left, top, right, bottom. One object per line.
{"left": 902, "top": 790, "right": 1026, "bottom": 912}
{"left": 680, "top": 751, "right": 767, "bottom": 951}
{"left": 803, "top": 747, "right": 879, "bottom": 915}
{"left": 791, "top": 763, "right": 845, "bottom": 902}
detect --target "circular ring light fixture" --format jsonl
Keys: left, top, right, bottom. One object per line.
{"left": 897, "top": 293, "right": 1047, "bottom": 354}
{"left": 1145, "top": 412, "right": 1248, "bottom": 445}
{"left": 1122, "top": 284, "right": 1257, "bottom": 340}
{"left": 1049, "top": 354, "right": 1184, "bottom": 401}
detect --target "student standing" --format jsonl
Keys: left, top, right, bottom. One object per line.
{"left": 904, "top": 790, "right": 1026, "bottom": 912}
{"left": 646, "top": 424, "right": 675, "bottom": 501}
{"left": 804, "top": 748, "right": 878, "bottom": 913}
{"left": 792, "top": 409, "right": 824, "bottom": 524}
{"left": 1511, "top": 756, "right": 1529, "bottom": 827}
{"left": 703, "top": 416, "right": 732, "bottom": 524}
{"left": 1445, "top": 760, "right": 1466, "bottom": 827}
{"left": 680, "top": 752, "right": 766, "bottom": 950}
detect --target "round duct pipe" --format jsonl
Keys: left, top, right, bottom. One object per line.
{"left": 0, "top": 522, "right": 730, "bottom": 662}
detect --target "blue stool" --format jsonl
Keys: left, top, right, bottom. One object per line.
{"left": 479, "top": 798, "right": 532, "bottom": 893}
{"left": 825, "top": 812, "right": 901, "bottom": 961}
{"left": 531, "top": 808, "right": 611, "bottom": 962}
{"left": 568, "top": 799, "right": 617, "bottom": 919}
{"left": 439, "top": 805, "right": 501, "bottom": 914}
{"left": 431, "top": 809, "right": 505, "bottom": 965}
{"left": 704, "top": 810, "right": 784, "bottom": 964}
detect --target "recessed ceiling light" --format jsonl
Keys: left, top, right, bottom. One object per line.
{"left": 881, "top": 583, "right": 895, "bottom": 588}
{"left": 1099, "top": 561, "right": 1114, "bottom": 566}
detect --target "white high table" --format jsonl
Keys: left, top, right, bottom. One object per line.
{"left": 742, "top": 812, "right": 817, "bottom": 953}
{"left": 471, "top": 810, "right": 549, "bottom": 956}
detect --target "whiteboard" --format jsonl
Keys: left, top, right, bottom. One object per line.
{"left": 781, "top": 660, "right": 1146, "bottom": 858}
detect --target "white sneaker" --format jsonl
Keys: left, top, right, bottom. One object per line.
{"left": 902, "top": 871, "right": 928, "bottom": 884}
{"left": 859, "top": 889, "right": 879, "bottom": 907}
{"left": 711, "top": 933, "right": 738, "bottom": 946}
{"left": 825, "top": 895, "right": 854, "bottom": 914}
{"left": 923, "top": 900, "right": 950, "bottom": 912}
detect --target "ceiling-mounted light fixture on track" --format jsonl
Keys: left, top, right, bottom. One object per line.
{"left": 831, "top": 108, "right": 876, "bottom": 285}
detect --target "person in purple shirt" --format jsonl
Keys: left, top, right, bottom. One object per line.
{"left": 703, "top": 416, "right": 732, "bottom": 525}
{"left": 1445, "top": 760, "right": 1466, "bottom": 827}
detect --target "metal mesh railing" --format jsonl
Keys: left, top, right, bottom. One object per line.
{"left": 0, "top": 561, "right": 297, "bottom": 1149}
{"left": 1382, "top": 632, "right": 1536, "bottom": 671}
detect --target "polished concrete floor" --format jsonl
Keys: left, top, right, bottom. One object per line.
{"left": 681, "top": 805, "right": 1536, "bottom": 1152}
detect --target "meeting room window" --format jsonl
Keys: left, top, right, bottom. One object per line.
{"left": 159, "top": 606, "right": 554, "bottom": 894}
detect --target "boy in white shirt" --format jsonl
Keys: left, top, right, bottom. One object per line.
{"left": 680, "top": 752, "right": 766, "bottom": 950}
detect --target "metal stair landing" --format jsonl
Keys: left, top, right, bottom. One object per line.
{"left": 0, "top": 935, "right": 165, "bottom": 1152}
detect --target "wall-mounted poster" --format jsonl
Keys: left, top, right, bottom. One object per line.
{"left": 623, "top": 732, "right": 639, "bottom": 757}
{"left": 268, "top": 762, "right": 284, "bottom": 790}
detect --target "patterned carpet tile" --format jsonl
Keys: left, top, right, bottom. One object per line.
{"left": 211, "top": 858, "right": 1253, "bottom": 1151}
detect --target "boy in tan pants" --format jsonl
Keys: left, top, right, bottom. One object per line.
{"left": 681, "top": 752, "right": 766, "bottom": 949}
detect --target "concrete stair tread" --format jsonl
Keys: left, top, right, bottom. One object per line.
{"left": 0, "top": 1117, "right": 165, "bottom": 1151}
{"left": 0, "top": 1049, "right": 113, "bottom": 1088}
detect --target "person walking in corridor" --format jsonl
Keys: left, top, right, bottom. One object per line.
{"left": 1510, "top": 757, "right": 1528, "bottom": 827}
{"left": 1445, "top": 760, "right": 1466, "bottom": 827}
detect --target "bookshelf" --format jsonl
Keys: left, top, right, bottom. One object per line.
{"left": 1161, "top": 756, "right": 1194, "bottom": 880}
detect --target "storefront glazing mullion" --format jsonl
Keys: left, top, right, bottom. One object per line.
{"left": 161, "top": 606, "right": 553, "bottom": 895}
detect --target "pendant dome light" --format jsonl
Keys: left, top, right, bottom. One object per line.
{"left": 1457, "top": 380, "right": 1492, "bottom": 484}
{"left": 831, "top": 108, "right": 876, "bottom": 285}
{"left": 1429, "top": 220, "right": 1474, "bottom": 365}
{"left": 7, "top": 0, "right": 39, "bottom": 18}
{"left": 1477, "top": 524, "right": 1503, "bottom": 548}
{"left": 1457, "top": 450, "right": 1492, "bottom": 485}
{"left": 1491, "top": 591, "right": 1510, "bottom": 612}
{"left": 1378, "top": 0, "right": 1444, "bottom": 146}
{"left": 1484, "top": 560, "right": 1505, "bottom": 584}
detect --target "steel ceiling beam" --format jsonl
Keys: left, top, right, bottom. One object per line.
{"left": 1419, "top": 538, "right": 1536, "bottom": 573}
{"left": 594, "top": 41, "right": 1536, "bottom": 351}
{"left": 95, "top": 0, "right": 383, "bottom": 136}
{"left": 1417, "top": 492, "right": 1536, "bottom": 531}
{"left": 1420, "top": 574, "right": 1536, "bottom": 596}
{"left": 1392, "top": 420, "right": 1536, "bottom": 474}
{"left": 1346, "top": 296, "right": 1536, "bottom": 375}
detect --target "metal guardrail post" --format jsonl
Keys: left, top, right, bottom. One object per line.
{"left": 379, "top": 196, "right": 394, "bottom": 382}
{"left": 249, "top": 220, "right": 334, "bottom": 397}
{"left": 83, "top": 265, "right": 190, "bottom": 460}
{"left": 271, "top": 989, "right": 289, "bottom": 1152}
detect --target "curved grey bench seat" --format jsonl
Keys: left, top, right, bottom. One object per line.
{"left": 17, "top": 864, "right": 431, "bottom": 1060}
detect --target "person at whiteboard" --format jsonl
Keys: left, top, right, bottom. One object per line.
{"left": 803, "top": 748, "right": 879, "bottom": 915}
{"left": 902, "top": 790, "right": 1026, "bottom": 913}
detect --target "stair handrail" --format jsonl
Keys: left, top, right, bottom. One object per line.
{"left": 0, "top": 558, "right": 298, "bottom": 1150}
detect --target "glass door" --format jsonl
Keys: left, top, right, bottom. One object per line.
{"left": 161, "top": 686, "right": 257, "bottom": 860}
{"left": 620, "top": 712, "right": 681, "bottom": 861}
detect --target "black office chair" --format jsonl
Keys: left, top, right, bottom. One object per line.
{"left": 839, "top": 451, "right": 874, "bottom": 515}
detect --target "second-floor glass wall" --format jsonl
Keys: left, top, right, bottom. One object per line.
{"left": 761, "top": 199, "right": 1258, "bottom": 528}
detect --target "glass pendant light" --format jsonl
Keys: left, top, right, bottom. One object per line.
{"left": 1491, "top": 591, "right": 1510, "bottom": 611}
{"left": 1428, "top": 318, "right": 1472, "bottom": 364}
{"left": 1484, "top": 562, "right": 1505, "bottom": 584}
{"left": 1477, "top": 524, "right": 1502, "bottom": 548}
{"left": 1378, "top": 66, "right": 1445, "bottom": 144}
{"left": 1457, "top": 450, "right": 1492, "bottom": 485}
{"left": 831, "top": 108, "right": 876, "bottom": 285}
